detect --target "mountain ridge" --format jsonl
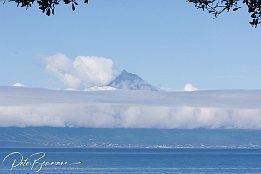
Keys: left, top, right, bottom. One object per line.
{"left": 108, "top": 70, "right": 157, "bottom": 90}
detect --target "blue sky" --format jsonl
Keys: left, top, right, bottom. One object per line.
{"left": 0, "top": 0, "right": 261, "bottom": 90}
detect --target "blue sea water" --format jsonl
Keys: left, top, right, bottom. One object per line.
{"left": 0, "top": 148, "right": 261, "bottom": 174}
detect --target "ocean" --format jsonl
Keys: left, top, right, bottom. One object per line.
{"left": 0, "top": 148, "right": 261, "bottom": 174}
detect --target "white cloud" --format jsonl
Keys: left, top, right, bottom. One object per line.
{"left": 13, "top": 83, "right": 25, "bottom": 87}
{"left": 0, "top": 87, "right": 261, "bottom": 129}
{"left": 184, "top": 83, "right": 198, "bottom": 92}
{"left": 45, "top": 54, "right": 118, "bottom": 90}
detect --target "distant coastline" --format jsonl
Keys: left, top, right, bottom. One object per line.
{"left": 0, "top": 128, "right": 261, "bottom": 148}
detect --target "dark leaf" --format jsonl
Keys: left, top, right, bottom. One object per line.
{"left": 64, "top": 0, "right": 70, "bottom": 4}
{"left": 251, "top": 13, "right": 256, "bottom": 18}
{"left": 46, "top": 8, "right": 50, "bottom": 16}
{"left": 72, "top": 3, "right": 75, "bottom": 11}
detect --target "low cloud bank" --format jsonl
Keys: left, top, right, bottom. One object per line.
{"left": 0, "top": 87, "right": 261, "bottom": 129}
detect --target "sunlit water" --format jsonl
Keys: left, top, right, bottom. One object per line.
{"left": 0, "top": 148, "right": 261, "bottom": 174}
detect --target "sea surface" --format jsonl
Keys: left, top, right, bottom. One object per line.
{"left": 0, "top": 148, "right": 261, "bottom": 174}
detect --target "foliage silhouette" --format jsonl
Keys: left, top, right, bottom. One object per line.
{"left": 188, "top": 0, "right": 261, "bottom": 27}
{"left": 3, "top": 0, "right": 261, "bottom": 27}
{"left": 3, "top": 0, "right": 88, "bottom": 15}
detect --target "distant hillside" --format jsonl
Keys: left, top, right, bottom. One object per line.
{"left": 0, "top": 128, "right": 260, "bottom": 148}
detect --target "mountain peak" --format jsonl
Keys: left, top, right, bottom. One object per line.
{"left": 121, "top": 69, "right": 128, "bottom": 74}
{"left": 109, "top": 70, "right": 157, "bottom": 91}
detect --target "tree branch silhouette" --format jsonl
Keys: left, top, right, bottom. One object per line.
{"left": 188, "top": 0, "right": 261, "bottom": 27}
{"left": 3, "top": 0, "right": 261, "bottom": 27}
